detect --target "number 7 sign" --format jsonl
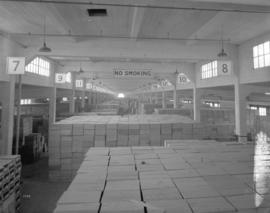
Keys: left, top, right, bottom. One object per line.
{"left": 7, "top": 57, "right": 25, "bottom": 75}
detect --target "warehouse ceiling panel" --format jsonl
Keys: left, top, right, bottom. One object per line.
{"left": 1, "top": 0, "right": 270, "bottom": 92}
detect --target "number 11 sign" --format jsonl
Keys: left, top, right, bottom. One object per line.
{"left": 7, "top": 57, "right": 25, "bottom": 75}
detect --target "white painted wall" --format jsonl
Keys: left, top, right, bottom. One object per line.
{"left": 0, "top": 37, "right": 24, "bottom": 82}
{"left": 239, "top": 31, "right": 270, "bottom": 84}
{"left": 195, "top": 44, "right": 238, "bottom": 89}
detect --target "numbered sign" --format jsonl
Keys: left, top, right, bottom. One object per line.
{"left": 86, "top": 83, "right": 93, "bottom": 89}
{"left": 7, "top": 57, "right": 25, "bottom": 74}
{"left": 217, "top": 61, "right": 232, "bottom": 76}
{"left": 55, "top": 73, "right": 66, "bottom": 83}
{"left": 178, "top": 73, "right": 190, "bottom": 84}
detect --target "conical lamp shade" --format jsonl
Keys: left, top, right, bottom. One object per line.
{"left": 39, "top": 42, "right": 51, "bottom": 52}
{"left": 217, "top": 48, "right": 228, "bottom": 57}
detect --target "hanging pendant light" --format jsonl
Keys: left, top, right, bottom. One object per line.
{"left": 78, "top": 62, "right": 84, "bottom": 73}
{"left": 217, "top": 30, "right": 227, "bottom": 58}
{"left": 39, "top": 16, "right": 51, "bottom": 52}
{"left": 217, "top": 39, "right": 228, "bottom": 57}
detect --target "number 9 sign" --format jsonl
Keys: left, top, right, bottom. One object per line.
{"left": 7, "top": 57, "right": 25, "bottom": 75}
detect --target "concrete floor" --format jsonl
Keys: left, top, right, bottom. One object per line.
{"left": 21, "top": 156, "right": 70, "bottom": 213}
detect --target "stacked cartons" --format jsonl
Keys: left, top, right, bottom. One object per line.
{"left": 118, "top": 124, "right": 129, "bottom": 146}
{"left": 106, "top": 124, "right": 117, "bottom": 147}
{"left": 181, "top": 124, "right": 193, "bottom": 139}
{"left": 0, "top": 156, "right": 21, "bottom": 213}
{"left": 83, "top": 124, "right": 95, "bottom": 149}
{"left": 95, "top": 124, "right": 106, "bottom": 147}
{"left": 139, "top": 124, "right": 150, "bottom": 146}
{"left": 48, "top": 125, "right": 61, "bottom": 170}
{"left": 60, "top": 128, "right": 73, "bottom": 180}
{"left": 172, "top": 123, "right": 183, "bottom": 139}
{"left": 128, "top": 124, "right": 140, "bottom": 146}
{"left": 150, "top": 124, "right": 161, "bottom": 146}
{"left": 192, "top": 123, "right": 205, "bottom": 139}
{"left": 161, "top": 124, "right": 172, "bottom": 146}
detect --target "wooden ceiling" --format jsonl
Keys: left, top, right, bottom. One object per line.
{"left": 1, "top": 0, "right": 270, "bottom": 92}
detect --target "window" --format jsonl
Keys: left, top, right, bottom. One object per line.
{"left": 204, "top": 101, "right": 220, "bottom": 108}
{"left": 65, "top": 72, "right": 71, "bottom": 83}
{"left": 20, "top": 99, "right": 32, "bottom": 105}
{"left": 76, "top": 80, "right": 83, "bottom": 88}
{"left": 201, "top": 61, "right": 217, "bottom": 79}
{"left": 259, "top": 107, "right": 267, "bottom": 116}
{"left": 182, "top": 100, "right": 192, "bottom": 104}
{"left": 253, "top": 41, "right": 270, "bottom": 69}
{"left": 25, "top": 57, "right": 50, "bottom": 77}
{"left": 250, "top": 106, "right": 258, "bottom": 110}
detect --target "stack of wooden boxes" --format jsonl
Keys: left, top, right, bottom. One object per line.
{"left": 49, "top": 115, "right": 235, "bottom": 180}
{"left": 0, "top": 155, "right": 21, "bottom": 213}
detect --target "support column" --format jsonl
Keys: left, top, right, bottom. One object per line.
{"left": 155, "top": 92, "right": 159, "bottom": 104}
{"left": 149, "top": 93, "right": 152, "bottom": 104}
{"left": 234, "top": 82, "right": 248, "bottom": 143}
{"left": 69, "top": 73, "right": 76, "bottom": 114}
{"left": 95, "top": 91, "right": 98, "bottom": 109}
{"left": 162, "top": 91, "right": 166, "bottom": 109}
{"left": 0, "top": 78, "right": 15, "bottom": 155}
{"left": 173, "top": 85, "right": 177, "bottom": 109}
{"left": 193, "top": 86, "right": 202, "bottom": 122}
{"left": 81, "top": 79, "right": 86, "bottom": 112}
{"left": 49, "top": 85, "right": 57, "bottom": 125}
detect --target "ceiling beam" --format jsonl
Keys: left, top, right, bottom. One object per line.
{"left": 186, "top": 12, "right": 226, "bottom": 45}
{"left": 1, "top": 0, "right": 270, "bottom": 13}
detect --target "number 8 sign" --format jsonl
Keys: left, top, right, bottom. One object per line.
{"left": 217, "top": 60, "right": 232, "bottom": 76}
{"left": 7, "top": 57, "right": 25, "bottom": 75}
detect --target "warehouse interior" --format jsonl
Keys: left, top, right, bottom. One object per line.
{"left": 0, "top": 0, "right": 270, "bottom": 212}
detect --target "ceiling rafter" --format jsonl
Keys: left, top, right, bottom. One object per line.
{"left": 1, "top": 0, "right": 270, "bottom": 14}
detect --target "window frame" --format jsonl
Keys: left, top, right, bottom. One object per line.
{"left": 201, "top": 60, "right": 218, "bottom": 79}
{"left": 253, "top": 41, "right": 270, "bottom": 69}
{"left": 25, "top": 57, "right": 51, "bottom": 77}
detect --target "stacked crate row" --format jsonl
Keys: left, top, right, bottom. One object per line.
{"left": 200, "top": 109, "right": 235, "bottom": 124}
{"left": 54, "top": 141, "right": 255, "bottom": 213}
{"left": 157, "top": 108, "right": 192, "bottom": 117}
{"left": 0, "top": 155, "right": 21, "bottom": 213}
{"left": 49, "top": 121, "right": 234, "bottom": 181}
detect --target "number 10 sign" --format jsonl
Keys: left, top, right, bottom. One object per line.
{"left": 7, "top": 57, "right": 25, "bottom": 75}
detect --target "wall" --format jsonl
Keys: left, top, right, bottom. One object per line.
{"left": 239, "top": 31, "right": 270, "bottom": 84}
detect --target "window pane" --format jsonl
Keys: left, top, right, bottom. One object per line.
{"left": 259, "top": 56, "right": 264, "bottom": 67}
{"left": 259, "top": 44, "right": 264, "bottom": 55}
{"left": 264, "top": 42, "right": 270, "bottom": 54}
{"left": 254, "top": 57, "right": 259, "bottom": 69}
{"left": 259, "top": 107, "right": 267, "bottom": 116}
{"left": 265, "top": 54, "right": 270, "bottom": 66}
{"left": 253, "top": 46, "right": 258, "bottom": 57}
